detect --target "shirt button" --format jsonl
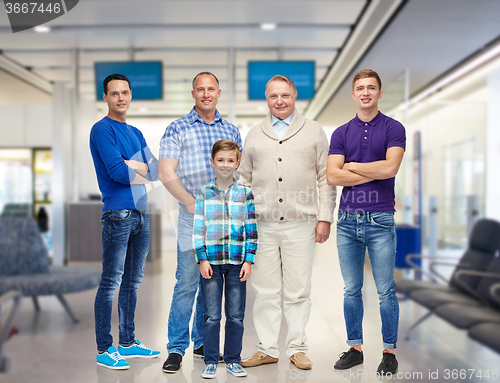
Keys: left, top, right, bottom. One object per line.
{"left": 279, "top": 198, "right": 283, "bottom": 203}
{"left": 365, "top": 130, "right": 367, "bottom": 132}
{"left": 280, "top": 217, "right": 284, "bottom": 221}
{"left": 365, "top": 123, "right": 367, "bottom": 125}
{"left": 278, "top": 158, "right": 282, "bottom": 162}
{"left": 364, "top": 137, "right": 367, "bottom": 139}
{"left": 279, "top": 141, "right": 283, "bottom": 144}
{"left": 278, "top": 177, "right": 283, "bottom": 182}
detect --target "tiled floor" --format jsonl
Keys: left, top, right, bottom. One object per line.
{"left": 2, "top": 227, "right": 500, "bottom": 383}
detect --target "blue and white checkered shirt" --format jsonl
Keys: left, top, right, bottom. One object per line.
{"left": 193, "top": 178, "right": 258, "bottom": 265}
{"left": 159, "top": 107, "right": 242, "bottom": 202}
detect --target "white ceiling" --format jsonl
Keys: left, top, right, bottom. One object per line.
{"left": 0, "top": 0, "right": 368, "bottom": 127}
{"left": 315, "top": 0, "right": 500, "bottom": 128}
{"left": 1, "top": 0, "right": 499, "bottom": 129}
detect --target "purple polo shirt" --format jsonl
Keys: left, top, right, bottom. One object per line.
{"left": 329, "top": 112, "right": 406, "bottom": 212}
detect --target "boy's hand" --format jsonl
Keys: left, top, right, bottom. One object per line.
{"left": 239, "top": 262, "right": 251, "bottom": 282}
{"left": 200, "top": 260, "right": 213, "bottom": 279}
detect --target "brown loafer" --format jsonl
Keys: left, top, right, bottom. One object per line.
{"left": 240, "top": 351, "right": 278, "bottom": 367}
{"left": 290, "top": 352, "right": 312, "bottom": 370}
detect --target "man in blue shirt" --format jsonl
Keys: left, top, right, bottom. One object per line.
{"left": 90, "top": 74, "right": 160, "bottom": 370}
{"left": 159, "top": 72, "right": 242, "bottom": 373}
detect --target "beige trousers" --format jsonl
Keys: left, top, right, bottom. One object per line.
{"left": 251, "top": 218, "right": 317, "bottom": 358}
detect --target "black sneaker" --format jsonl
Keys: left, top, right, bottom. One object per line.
{"left": 162, "top": 353, "right": 182, "bottom": 373}
{"left": 193, "top": 345, "right": 204, "bottom": 358}
{"left": 334, "top": 348, "right": 364, "bottom": 370}
{"left": 377, "top": 352, "right": 398, "bottom": 375}
{"left": 193, "top": 345, "right": 224, "bottom": 363}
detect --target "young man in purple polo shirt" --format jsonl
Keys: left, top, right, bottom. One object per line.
{"left": 326, "top": 69, "right": 405, "bottom": 375}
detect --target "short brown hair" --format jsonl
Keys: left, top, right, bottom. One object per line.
{"left": 192, "top": 72, "right": 219, "bottom": 90}
{"left": 211, "top": 139, "right": 240, "bottom": 159}
{"left": 265, "top": 75, "right": 298, "bottom": 97}
{"left": 352, "top": 69, "right": 382, "bottom": 91}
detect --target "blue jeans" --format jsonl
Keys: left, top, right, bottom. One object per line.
{"left": 167, "top": 205, "right": 204, "bottom": 355}
{"left": 336, "top": 211, "right": 399, "bottom": 349}
{"left": 95, "top": 209, "right": 149, "bottom": 351}
{"left": 201, "top": 264, "right": 246, "bottom": 364}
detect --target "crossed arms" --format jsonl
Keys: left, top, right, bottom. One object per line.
{"left": 326, "top": 146, "right": 405, "bottom": 187}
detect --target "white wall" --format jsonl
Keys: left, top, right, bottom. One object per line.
{"left": 395, "top": 77, "right": 489, "bottom": 248}
{"left": 0, "top": 104, "right": 52, "bottom": 147}
{"left": 77, "top": 97, "right": 101, "bottom": 200}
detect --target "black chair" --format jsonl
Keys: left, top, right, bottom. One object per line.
{"left": 401, "top": 219, "right": 500, "bottom": 339}
{"left": 396, "top": 218, "right": 500, "bottom": 297}
{"left": 467, "top": 283, "right": 500, "bottom": 353}
{"left": 434, "top": 262, "right": 500, "bottom": 329}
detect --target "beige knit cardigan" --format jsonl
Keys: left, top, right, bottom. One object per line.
{"left": 239, "top": 109, "right": 336, "bottom": 223}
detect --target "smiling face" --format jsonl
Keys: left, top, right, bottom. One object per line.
{"left": 103, "top": 80, "right": 131, "bottom": 122}
{"left": 192, "top": 74, "right": 221, "bottom": 117}
{"left": 351, "top": 77, "right": 383, "bottom": 112}
{"left": 210, "top": 149, "right": 239, "bottom": 183}
{"left": 266, "top": 80, "right": 297, "bottom": 120}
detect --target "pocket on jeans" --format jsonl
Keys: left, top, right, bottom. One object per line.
{"left": 337, "top": 211, "right": 346, "bottom": 223}
{"left": 110, "top": 209, "right": 132, "bottom": 221}
{"left": 370, "top": 213, "right": 394, "bottom": 228}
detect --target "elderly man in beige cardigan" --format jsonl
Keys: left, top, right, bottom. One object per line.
{"left": 239, "top": 75, "right": 336, "bottom": 370}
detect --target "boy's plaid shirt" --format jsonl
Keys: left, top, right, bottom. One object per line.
{"left": 193, "top": 178, "right": 258, "bottom": 264}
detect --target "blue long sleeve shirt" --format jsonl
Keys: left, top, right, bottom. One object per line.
{"left": 89, "top": 116, "right": 158, "bottom": 211}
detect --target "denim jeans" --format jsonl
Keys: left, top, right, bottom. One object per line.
{"left": 336, "top": 211, "right": 399, "bottom": 349}
{"left": 201, "top": 264, "right": 246, "bottom": 364}
{"left": 95, "top": 209, "right": 149, "bottom": 351}
{"left": 167, "top": 205, "right": 204, "bottom": 355}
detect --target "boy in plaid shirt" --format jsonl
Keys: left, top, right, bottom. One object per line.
{"left": 193, "top": 139, "right": 258, "bottom": 379}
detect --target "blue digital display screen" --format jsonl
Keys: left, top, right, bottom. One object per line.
{"left": 95, "top": 61, "right": 163, "bottom": 100}
{"left": 247, "top": 61, "right": 315, "bottom": 100}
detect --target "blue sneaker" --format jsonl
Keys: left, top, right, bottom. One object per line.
{"left": 118, "top": 339, "right": 160, "bottom": 359}
{"left": 226, "top": 363, "right": 247, "bottom": 377}
{"left": 96, "top": 346, "right": 130, "bottom": 370}
{"left": 201, "top": 364, "right": 217, "bottom": 379}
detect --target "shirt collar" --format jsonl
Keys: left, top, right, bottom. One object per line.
{"left": 208, "top": 177, "right": 239, "bottom": 192}
{"left": 188, "top": 106, "right": 223, "bottom": 125}
{"left": 355, "top": 111, "right": 382, "bottom": 127}
{"left": 271, "top": 111, "right": 294, "bottom": 126}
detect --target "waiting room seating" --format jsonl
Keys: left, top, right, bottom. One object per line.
{"left": 468, "top": 282, "right": 500, "bottom": 353}
{"left": 0, "top": 217, "right": 102, "bottom": 323}
{"left": 0, "top": 291, "right": 22, "bottom": 373}
{"left": 396, "top": 218, "right": 500, "bottom": 340}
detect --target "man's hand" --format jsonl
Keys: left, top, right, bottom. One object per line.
{"left": 315, "top": 221, "right": 331, "bottom": 243}
{"left": 124, "top": 159, "right": 149, "bottom": 176}
{"left": 340, "top": 147, "right": 405, "bottom": 180}
{"left": 342, "top": 162, "right": 354, "bottom": 172}
{"left": 186, "top": 200, "right": 196, "bottom": 214}
{"left": 239, "top": 262, "right": 252, "bottom": 282}
{"left": 200, "top": 260, "right": 213, "bottom": 279}
{"left": 159, "top": 158, "right": 197, "bottom": 211}
{"left": 326, "top": 155, "right": 374, "bottom": 187}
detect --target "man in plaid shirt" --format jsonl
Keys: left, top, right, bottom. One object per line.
{"left": 193, "top": 139, "right": 258, "bottom": 379}
{"left": 159, "top": 72, "right": 242, "bottom": 374}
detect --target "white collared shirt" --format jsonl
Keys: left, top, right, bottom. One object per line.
{"left": 271, "top": 112, "right": 294, "bottom": 139}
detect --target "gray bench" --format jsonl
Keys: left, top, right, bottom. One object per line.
{"left": 467, "top": 282, "right": 500, "bottom": 353}
{"left": 397, "top": 218, "right": 500, "bottom": 353}
{"left": 396, "top": 218, "right": 500, "bottom": 339}
{"left": 0, "top": 291, "right": 22, "bottom": 373}
{"left": 0, "top": 216, "right": 102, "bottom": 323}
